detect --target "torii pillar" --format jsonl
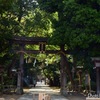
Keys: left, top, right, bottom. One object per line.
{"left": 16, "top": 44, "right": 24, "bottom": 94}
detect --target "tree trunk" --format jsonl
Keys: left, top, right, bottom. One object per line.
{"left": 60, "top": 53, "right": 67, "bottom": 95}
{"left": 60, "top": 45, "right": 74, "bottom": 94}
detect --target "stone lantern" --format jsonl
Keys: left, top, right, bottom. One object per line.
{"left": 92, "top": 57, "right": 100, "bottom": 96}
{"left": 77, "top": 66, "right": 83, "bottom": 92}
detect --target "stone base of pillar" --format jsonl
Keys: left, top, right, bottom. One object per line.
{"left": 16, "top": 87, "right": 23, "bottom": 94}
{"left": 60, "top": 89, "right": 68, "bottom": 96}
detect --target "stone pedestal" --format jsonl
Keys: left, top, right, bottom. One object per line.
{"left": 60, "top": 89, "right": 68, "bottom": 96}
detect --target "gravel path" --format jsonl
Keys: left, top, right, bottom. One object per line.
{"left": 0, "top": 82, "right": 86, "bottom": 100}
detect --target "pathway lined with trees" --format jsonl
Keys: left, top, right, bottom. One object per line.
{"left": 0, "top": 0, "right": 100, "bottom": 98}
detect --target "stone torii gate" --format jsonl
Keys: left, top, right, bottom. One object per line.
{"left": 11, "top": 36, "right": 69, "bottom": 94}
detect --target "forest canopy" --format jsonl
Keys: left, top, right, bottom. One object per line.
{"left": 0, "top": 0, "right": 100, "bottom": 81}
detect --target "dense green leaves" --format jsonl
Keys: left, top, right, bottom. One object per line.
{"left": 64, "top": 2, "right": 100, "bottom": 48}
{"left": 36, "top": 0, "right": 100, "bottom": 75}
{"left": 0, "top": 0, "right": 15, "bottom": 54}
{"left": 37, "top": 0, "right": 61, "bottom": 13}
{"left": 51, "top": 0, "right": 100, "bottom": 47}
{"left": 24, "top": 8, "right": 53, "bottom": 37}
{"left": 0, "top": 0, "right": 100, "bottom": 88}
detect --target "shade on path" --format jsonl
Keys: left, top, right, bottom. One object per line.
{"left": 17, "top": 81, "right": 86, "bottom": 100}
{"left": 17, "top": 81, "right": 68, "bottom": 100}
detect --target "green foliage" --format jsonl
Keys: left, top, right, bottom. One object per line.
{"left": 66, "top": 1, "right": 100, "bottom": 48}
{"left": 0, "top": 0, "right": 15, "bottom": 54}
{"left": 0, "top": 0, "right": 38, "bottom": 59}
{"left": 37, "top": 0, "right": 61, "bottom": 13}
{"left": 43, "top": 63, "right": 60, "bottom": 86}
{"left": 0, "top": 0, "right": 13, "bottom": 13}
{"left": 46, "top": 0, "right": 100, "bottom": 56}
{"left": 39, "top": 0, "right": 100, "bottom": 79}
{"left": 0, "top": 0, "right": 100, "bottom": 88}
{"left": 24, "top": 8, "right": 53, "bottom": 37}
{"left": 75, "top": 0, "right": 100, "bottom": 11}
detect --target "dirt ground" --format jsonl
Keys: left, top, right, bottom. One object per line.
{"left": 0, "top": 88, "right": 86, "bottom": 100}
{"left": 0, "top": 89, "right": 29, "bottom": 100}
{"left": 66, "top": 93, "right": 86, "bottom": 100}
